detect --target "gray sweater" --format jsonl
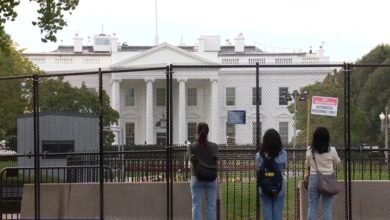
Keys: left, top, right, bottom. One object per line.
{"left": 187, "top": 141, "right": 219, "bottom": 176}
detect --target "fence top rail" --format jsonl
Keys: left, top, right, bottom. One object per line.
{"left": 172, "top": 64, "right": 345, "bottom": 68}
{"left": 351, "top": 64, "right": 390, "bottom": 68}
{"left": 0, "top": 75, "right": 33, "bottom": 81}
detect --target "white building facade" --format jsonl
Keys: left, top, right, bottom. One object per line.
{"left": 24, "top": 33, "right": 332, "bottom": 146}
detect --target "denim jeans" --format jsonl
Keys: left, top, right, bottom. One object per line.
{"left": 190, "top": 176, "right": 218, "bottom": 220}
{"left": 307, "top": 175, "right": 333, "bottom": 220}
{"left": 260, "top": 189, "right": 285, "bottom": 220}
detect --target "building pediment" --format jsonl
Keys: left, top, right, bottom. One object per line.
{"left": 111, "top": 43, "right": 215, "bottom": 68}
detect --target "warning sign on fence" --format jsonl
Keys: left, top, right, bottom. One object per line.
{"left": 311, "top": 96, "right": 338, "bottom": 117}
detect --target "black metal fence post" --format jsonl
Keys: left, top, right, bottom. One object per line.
{"left": 32, "top": 73, "right": 40, "bottom": 220}
{"left": 346, "top": 63, "right": 352, "bottom": 220}
{"left": 98, "top": 68, "right": 104, "bottom": 220}
{"left": 169, "top": 64, "right": 174, "bottom": 220}
{"left": 255, "top": 62, "right": 260, "bottom": 220}
{"left": 343, "top": 62, "right": 350, "bottom": 220}
{"left": 165, "top": 65, "right": 170, "bottom": 220}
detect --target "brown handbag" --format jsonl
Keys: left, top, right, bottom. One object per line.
{"left": 312, "top": 152, "right": 339, "bottom": 196}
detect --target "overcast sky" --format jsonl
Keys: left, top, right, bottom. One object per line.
{"left": 6, "top": 0, "right": 390, "bottom": 62}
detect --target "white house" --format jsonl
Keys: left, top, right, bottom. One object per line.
{"left": 23, "top": 33, "right": 332, "bottom": 147}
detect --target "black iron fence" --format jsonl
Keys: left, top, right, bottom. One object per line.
{"left": 0, "top": 63, "right": 390, "bottom": 219}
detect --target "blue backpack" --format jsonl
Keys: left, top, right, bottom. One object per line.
{"left": 258, "top": 152, "right": 283, "bottom": 196}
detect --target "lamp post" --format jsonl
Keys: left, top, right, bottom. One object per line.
{"left": 379, "top": 106, "right": 390, "bottom": 165}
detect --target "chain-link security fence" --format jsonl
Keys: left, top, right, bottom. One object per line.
{"left": 0, "top": 63, "right": 389, "bottom": 219}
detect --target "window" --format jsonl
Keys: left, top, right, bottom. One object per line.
{"left": 252, "top": 87, "right": 262, "bottom": 105}
{"left": 125, "top": 88, "right": 135, "bottom": 106}
{"left": 125, "top": 123, "right": 135, "bottom": 145}
{"left": 156, "top": 132, "right": 166, "bottom": 146}
{"left": 188, "top": 122, "right": 197, "bottom": 143}
{"left": 187, "top": 88, "right": 197, "bottom": 106}
{"left": 226, "top": 124, "right": 236, "bottom": 145}
{"left": 279, "top": 122, "right": 289, "bottom": 145}
{"left": 156, "top": 88, "right": 165, "bottom": 106}
{"left": 226, "top": 87, "right": 236, "bottom": 106}
{"left": 42, "top": 141, "right": 74, "bottom": 158}
{"left": 279, "top": 87, "right": 288, "bottom": 105}
{"left": 252, "top": 122, "right": 262, "bottom": 146}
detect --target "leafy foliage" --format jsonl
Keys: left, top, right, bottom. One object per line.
{"left": 0, "top": 41, "right": 119, "bottom": 150}
{"left": 0, "top": 0, "right": 79, "bottom": 51}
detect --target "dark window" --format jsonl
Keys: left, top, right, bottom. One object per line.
{"left": 188, "top": 122, "right": 197, "bottom": 143}
{"left": 156, "top": 132, "right": 166, "bottom": 146}
{"left": 156, "top": 88, "right": 166, "bottom": 106}
{"left": 226, "top": 87, "right": 236, "bottom": 106}
{"left": 226, "top": 124, "right": 236, "bottom": 145}
{"left": 125, "top": 88, "right": 135, "bottom": 106}
{"left": 252, "top": 87, "right": 262, "bottom": 105}
{"left": 42, "top": 140, "right": 74, "bottom": 158}
{"left": 187, "top": 88, "right": 197, "bottom": 106}
{"left": 279, "top": 87, "right": 289, "bottom": 105}
{"left": 126, "top": 123, "right": 135, "bottom": 145}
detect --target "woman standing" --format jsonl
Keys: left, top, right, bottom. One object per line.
{"left": 256, "top": 129, "right": 288, "bottom": 220}
{"left": 306, "top": 127, "right": 341, "bottom": 220}
{"left": 187, "top": 122, "right": 219, "bottom": 220}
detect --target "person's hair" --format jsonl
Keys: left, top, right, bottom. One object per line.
{"left": 311, "top": 127, "right": 330, "bottom": 154}
{"left": 260, "top": 129, "right": 282, "bottom": 157}
{"left": 197, "top": 122, "right": 209, "bottom": 148}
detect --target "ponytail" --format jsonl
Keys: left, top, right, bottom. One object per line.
{"left": 197, "top": 122, "right": 209, "bottom": 148}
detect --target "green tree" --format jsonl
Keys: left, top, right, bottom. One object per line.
{"left": 0, "top": 0, "right": 79, "bottom": 50}
{"left": 288, "top": 70, "right": 345, "bottom": 147}
{"left": 0, "top": 41, "right": 119, "bottom": 150}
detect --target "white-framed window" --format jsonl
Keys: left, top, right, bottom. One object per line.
{"left": 279, "top": 122, "right": 289, "bottom": 145}
{"left": 187, "top": 88, "right": 197, "bottom": 106}
{"left": 125, "top": 123, "right": 135, "bottom": 145}
{"left": 226, "top": 87, "right": 236, "bottom": 106}
{"left": 187, "top": 122, "right": 197, "bottom": 143}
{"left": 125, "top": 88, "right": 135, "bottom": 106}
{"left": 279, "top": 87, "right": 288, "bottom": 105}
{"left": 252, "top": 122, "right": 262, "bottom": 146}
{"left": 156, "top": 88, "right": 165, "bottom": 106}
{"left": 252, "top": 87, "right": 262, "bottom": 105}
{"left": 226, "top": 124, "right": 236, "bottom": 145}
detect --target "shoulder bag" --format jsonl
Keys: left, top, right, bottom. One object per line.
{"left": 312, "top": 152, "right": 339, "bottom": 196}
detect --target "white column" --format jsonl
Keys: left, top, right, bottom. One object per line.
{"left": 210, "top": 78, "right": 219, "bottom": 143}
{"left": 145, "top": 79, "right": 155, "bottom": 144}
{"left": 178, "top": 79, "right": 187, "bottom": 145}
{"left": 111, "top": 79, "right": 121, "bottom": 144}
{"left": 111, "top": 79, "right": 121, "bottom": 112}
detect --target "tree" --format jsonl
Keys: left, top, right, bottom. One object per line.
{"left": 288, "top": 70, "right": 345, "bottom": 147}
{"left": 0, "top": 0, "right": 79, "bottom": 51}
{"left": 0, "top": 40, "right": 119, "bottom": 150}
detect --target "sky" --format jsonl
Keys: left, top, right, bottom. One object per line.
{"left": 5, "top": 0, "right": 390, "bottom": 62}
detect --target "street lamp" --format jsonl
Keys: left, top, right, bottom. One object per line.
{"left": 379, "top": 106, "right": 390, "bottom": 164}
{"left": 281, "top": 89, "right": 309, "bottom": 150}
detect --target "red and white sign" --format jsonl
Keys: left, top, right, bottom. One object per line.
{"left": 311, "top": 96, "right": 338, "bottom": 117}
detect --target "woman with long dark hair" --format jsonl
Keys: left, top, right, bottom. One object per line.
{"left": 256, "top": 128, "right": 288, "bottom": 220}
{"left": 306, "top": 127, "right": 340, "bottom": 220}
{"left": 187, "top": 122, "right": 219, "bottom": 220}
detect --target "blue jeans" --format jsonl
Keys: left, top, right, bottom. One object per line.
{"left": 307, "top": 175, "right": 333, "bottom": 220}
{"left": 260, "top": 188, "right": 285, "bottom": 220}
{"left": 190, "top": 176, "right": 218, "bottom": 220}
